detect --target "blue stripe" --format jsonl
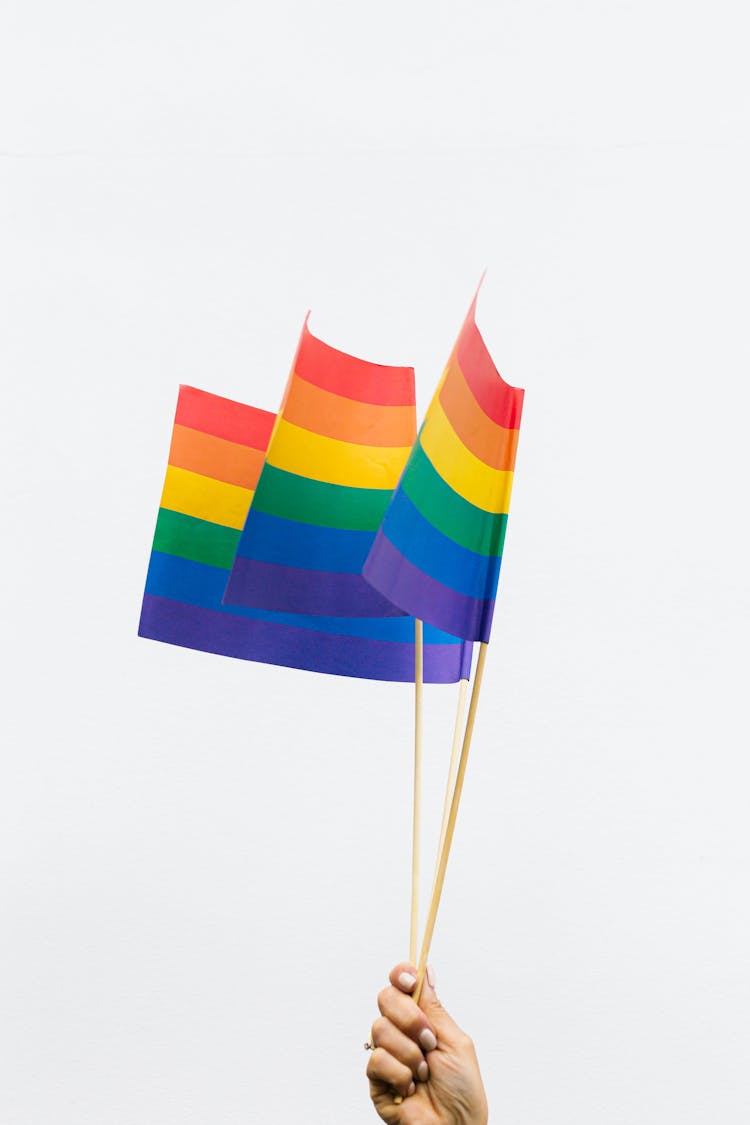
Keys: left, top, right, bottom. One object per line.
{"left": 145, "top": 551, "right": 465, "bottom": 646}
{"left": 235, "top": 509, "right": 373, "bottom": 574}
{"left": 380, "top": 489, "right": 503, "bottom": 602}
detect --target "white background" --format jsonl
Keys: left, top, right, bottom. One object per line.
{"left": 1, "top": 2, "right": 748, "bottom": 1122}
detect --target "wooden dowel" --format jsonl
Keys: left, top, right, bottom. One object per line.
{"left": 410, "top": 619, "right": 424, "bottom": 966}
{"left": 430, "top": 677, "right": 470, "bottom": 903}
{"left": 415, "top": 642, "right": 488, "bottom": 1002}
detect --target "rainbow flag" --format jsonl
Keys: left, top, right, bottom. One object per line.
{"left": 362, "top": 293, "right": 524, "bottom": 642}
{"left": 223, "top": 316, "right": 416, "bottom": 618}
{"left": 139, "top": 385, "right": 472, "bottom": 682}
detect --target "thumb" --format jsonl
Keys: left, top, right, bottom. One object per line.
{"left": 417, "top": 966, "right": 465, "bottom": 1047}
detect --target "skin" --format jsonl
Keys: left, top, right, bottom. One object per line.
{"left": 366, "top": 963, "right": 488, "bottom": 1125}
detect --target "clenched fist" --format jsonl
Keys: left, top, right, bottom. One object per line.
{"left": 366, "top": 963, "right": 488, "bottom": 1125}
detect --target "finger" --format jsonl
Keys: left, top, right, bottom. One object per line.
{"left": 417, "top": 964, "right": 466, "bottom": 1050}
{"left": 371, "top": 1017, "right": 430, "bottom": 1082}
{"left": 378, "top": 986, "right": 438, "bottom": 1052}
{"left": 388, "top": 962, "right": 418, "bottom": 994}
{"left": 366, "top": 1047, "right": 416, "bottom": 1099}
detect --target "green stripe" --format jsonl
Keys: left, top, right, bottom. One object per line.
{"left": 401, "top": 441, "right": 508, "bottom": 557}
{"left": 252, "top": 463, "right": 392, "bottom": 531}
{"left": 154, "top": 508, "right": 241, "bottom": 569}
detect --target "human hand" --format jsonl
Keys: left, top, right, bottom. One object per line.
{"left": 366, "top": 962, "right": 488, "bottom": 1125}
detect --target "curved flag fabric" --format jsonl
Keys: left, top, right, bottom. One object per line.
{"left": 362, "top": 294, "right": 524, "bottom": 643}
{"left": 222, "top": 317, "right": 416, "bottom": 618}
{"left": 138, "top": 385, "right": 472, "bottom": 682}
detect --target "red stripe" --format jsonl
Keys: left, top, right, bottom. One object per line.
{"left": 174, "top": 386, "right": 276, "bottom": 449}
{"left": 455, "top": 299, "right": 524, "bottom": 430}
{"left": 293, "top": 318, "right": 415, "bottom": 407}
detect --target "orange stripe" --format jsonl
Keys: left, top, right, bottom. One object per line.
{"left": 438, "top": 356, "right": 519, "bottom": 471}
{"left": 283, "top": 372, "right": 416, "bottom": 447}
{"left": 168, "top": 424, "right": 266, "bottom": 490}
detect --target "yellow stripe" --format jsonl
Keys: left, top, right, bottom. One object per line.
{"left": 160, "top": 465, "right": 253, "bottom": 530}
{"left": 266, "top": 417, "right": 411, "bottom": 489}
{"left": 420, "top": 399, "right": 514, "bottom": 514}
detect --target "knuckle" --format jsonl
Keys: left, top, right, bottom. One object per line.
{"left": 377, "top": 986, "right": 391, "bottom": 1013}
{"left": 365, "top": 1047, "right": 385, "bottom": 1080}
{"left": 456, "top": 1031, "right": 474, "bottom": 1053}
{"left": 371, "top": 1016, "right": 388, "bottom": 1044}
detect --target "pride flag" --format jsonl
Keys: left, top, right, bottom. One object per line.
{"left": 139, "top": 385, "right": 471, "bottom": 682}
{"left": 223, "top": 317, "right": 415, "bottom": 618}
{"left": 363, "top": 293, "right": 524, "bottom": 642}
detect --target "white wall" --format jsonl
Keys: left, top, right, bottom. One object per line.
{"left": 1, "top": 2, "right": 748, "bottom": 1122}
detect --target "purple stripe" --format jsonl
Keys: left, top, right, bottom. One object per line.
{"left": 223, "top": 557, "right": 404, "bottom": 618}
{"left": 362, "top": 534, "right": 495, "bottom": 643}
{"left": 456, "top": 641, "right": 473, "bottom": 679}
{"left": 138, "top": 595, "right": 467, "bottom": 683}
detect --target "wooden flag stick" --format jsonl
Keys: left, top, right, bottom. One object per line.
{"left": 410, "top": 619, "right": 424, "bottom": 965}
{"left": 430, "top": 676, "right": 470, "bottom": 903}
{"left": 415, "top": 641, "right": 488, "bottom": 1001}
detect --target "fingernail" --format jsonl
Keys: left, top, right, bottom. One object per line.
{"left": 426, "top": 964, "right": 436, "bottom": 989}
{"left": 407, "top": 1082, "right": 416, "bottom": 1096}
{"left": 398, "top": 972, "right": 417, "bottom": 991}
{"left": 417, "top": 1060, "right": 429, "bottom": 1081}
{"left": 393, "top": 1095, "right": 403, "bottom": 1105}
{"left": 419, "top": 1027, "right": 437, "bottom": 1051}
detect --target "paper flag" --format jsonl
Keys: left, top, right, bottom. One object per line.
{"left": 363, "top": 293, "right": 524, "bottom": 642}
{"left": 222, "top": 317, "right": 416, "bottom": 618}
{"left": 139, "top": 385, "right": 472, "bottom": 682}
